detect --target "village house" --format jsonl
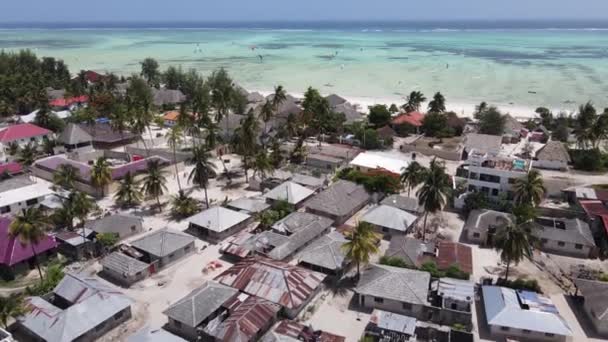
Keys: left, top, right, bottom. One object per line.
{"left": 361, "top": 204, "right": 419, "bottom": 239}
{"left": 354, "top": 264, "right": 430, "bottom": 320}
{"left": 162, "top": 111, "right": 180, "bottom": 127}
{"left": 0, "top": 176, "right": 55, "bottom": 216}
{"left": 163, "top": 281, "right": 239, "bottom": 340}
{"left": 15, "top": 273, "right": 133, "bottom": 342}
{"left": 129, "top": 228, "right": 196, "bottom": 270}
{"left": 574, "top": 278, "right": 608, "bottom": 337}
{"left": 435, "top": 242, "right": 473, "bottom": 275}
{"left": 364, "top": 309, "right": 418, "bottom": 341}
{"left": 391, "top": 111, "right": 424, "bottom": 135}
{"left": 262, "top": 320, "right": 346, "bottom": 342}
{"left": 152, "top": 88, "right": 186, "bottom": 107}
{"left": 502, "top": 114, "right": 525, "bottom": 142}
{"left": 290, "top": 173, "right": 326, "bottom": 191}
{"left": 305, "top": 144, "right": 361, "bottom": 172}
{"left": 56, "top": 123, "right": 93, "bottom": 154}
{"left": 349, "top": 151, "right": 410, "bottom": 177}
{"left": 127, "top": 327, "right": 187, "bottom": 342}
{"left": 0, "top": 123, "right": 53, "bottom": 162}
{"left": 0, "top": 216, "right": 57, "bottom": 280}
{"left": 226, "top": 196, "right": 271, "bottom": 215}
{"left": 263, "top": 181, "right": 315, "bottom": 208}
{"left": 429, "top": 277, "right": 474, "bottom": 327}
{"left": 84, "top": 214, "right": 144, "bottom": 241}
{"left": 214, "top": 257, "right": 326, "bottom": 318}
{"left": 304, "top": 180, "right": 370, "bottom": 225}
{"left": 384, "top": 236, "right": 436, "bottom": 268}
{"left": 186, "top": 206, "right": 252, "bottom": 243}
{"left": 533, "top": 216, "right": 596, "bottom": 258}
{"left": 54, "top": 230, "right": 94, "bottom": 260}
{"left": 464, "top": 209, "right": 513, "bottom": 245}
{"left": 297, "top": 231, "right": 349, "bottom": 275}
{"left": 462, "top": 133, "right": 503, "bottom": 158}
{"left": 481, "top": 285, "right": 572, "bottom": 342}
{"left": 100, "top": 251, "right": 152, "bottom": 287}
{"left": 79, "top": 122, "right": 139, "bottom": 149}
{"left": 533, "top": 140, "right": 571, "bottom": 171}
{"left": 381, "top": 194, "right": 423, "bottom": 215}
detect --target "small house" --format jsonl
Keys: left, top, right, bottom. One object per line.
{"left": 262, "top": 320, "right": 346, "bottom": 342}
{"left": 84, "top": 214, "right": 144, "bottom": 241}
{"left": 304, "top": 180, "right": 370, "bottom": 225}
{"left": 364, "top": 309, "right": 417, "bottom": 342}
{"left": 381, "top": 195, "right": 423, "bottom": 215}
{"left": 226, "top": 196, "right": 271, "bottom": 215}
{"left": 297, "top": 231, "right": 349, "bottom": 275}
{"left": 464, "top": 209, "right": 514, "bottom": 245}
{"left": 100, "top": 252, "right": 151, "bottom": 287}
{"left": 186, "top": 206, "right": 252, "bottom": 243}
{"left": 574, "top": 278, "right": 608, "bottom": 337}
{"left": 361, "top": 205, "right": 418, "bottom": 239}
{"left": 263, "top": 181, "right": 315, "bottom": 208}
{"left": 57, "top": 123, "right": 93, "bottom": 153}
{"left": 533, "top": 216, "right": 596, "bottom": 258}
{"left": 534, "top": 141, "right": 570, "bottom": 171}
{"left": 130, "top": 228, "right": 195, "bottom": 270}
{"left": 384, "top": 236, "right": 435, "bottom": 268}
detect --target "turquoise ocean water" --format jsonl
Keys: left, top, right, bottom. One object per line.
{"left": 2, "top": 21, "right": 608, "bottom": 112}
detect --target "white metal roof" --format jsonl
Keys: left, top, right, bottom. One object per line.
{"left": 0, "top": 182, "right": 54, "bottom": 208}
{"left": 361, "top": 205, "right": 418, "bottom": 232}
{"left": 187, "top": 206, "right": 251, "bottom": 232}
{"left": 263, "top": 181, "right": 314, "bottom": 205}
{"left": 349, "top": 151, "right": 410, "bottom": 174}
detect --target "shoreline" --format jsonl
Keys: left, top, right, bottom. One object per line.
{"left": 253, "top": 88, "right": 578, "bottom": 120}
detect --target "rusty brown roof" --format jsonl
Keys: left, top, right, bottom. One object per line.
{"left": 271, "top": 320, "right": 346, "bottom": 342}
{"left": 214, "top": 257, "right": 326, "bottom": 311}
{"left": 210, "top": 295, "right": 280, "bottom": 342}
{"left": 435, "top": 242, "right": 473, "bottom": 274}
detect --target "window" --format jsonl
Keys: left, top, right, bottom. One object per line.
{"left": 0, "top": 206, "right": 10, "bottom": 214}
{"left": 468, "top": 185, "right": 477, "bottom": 192}
{"left": 540, "top": 238, "right": 548, "bottom": 244}
{"left": 402, "top": 303, "right": 412, "bottom": 310}
{"left": 522, "top": 329, "right": 531, "bottom": 334}
{"left": 382, "top": 227, "right": 389, "bottom": 232}
{"left": 168, "top": 253, "right": 175, "bottom": 258}
{"left": 491, "top": 188, "right": 499, "bottom": 196}
{"left": 113, "top": 311, "right": 123, "bottom": 320}
{"left": 500, "top": 326, "right": 510, "bottom": 331}
{"left": 374, "top": 297, "right": 384, "bottom": 304}
{"left": 130, "top": 225, "right": 136, "bottom": 232}
{"left": 473, "top": 232, "right": 480, "bottom": 238}
{"left": 557, "top": 241, "right": 565, "bottom": 247}
{"left": 508, "top": 178, "right": 516, "bottom": 184}
{"left": 25, "top": 198, "right": 38, "bottom": 206}
{"left": 545, "top": 333, "right": 555, "bottom": 337}
{"left": 174, "top": 320, "right": 182, "bottom": 328}
{"left": 450, "top": 303, "right": 458, "bottom": 310}
{"left": 575, "top": 244, "right": 583, "bottom": 250}
{"left": 184, "top": 245, "right": 191, "bottom": 252}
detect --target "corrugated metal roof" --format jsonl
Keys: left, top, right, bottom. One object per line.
{"left": 436, "top": 242, "right": 473, "bottom": 274}
{"left": 208, "top": 296, "right": 280, "bottom": 342}
{"left": 187, "top": 206, "right": 251, "bottom": 232}
{"left": 436, "top": 277, "right": 474, "bottom": 302}
{"left": 214, "top": 257, "right": 325, "bottom": 311}
{"left": 101, "top": 252, "right": 150, "bottom": 276}
{"left": 130, "top": 228, "right": 194, "bottom": 257}
{"left": 370, "top": 309, "right": 417, "bottom": 336}
{"left": 263, "top": 181, "right": 315, "bottom": 205}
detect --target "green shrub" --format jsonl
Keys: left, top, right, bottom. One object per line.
{"left": 497, "top": 277, "right": 542, "bottom": 293}
{"left": 379, "top": 256, "right": 413, "bottom": 269}
{"left": 420, "top": 261, "right": 470, "bottom": 280}
{"left": 570, "top": 148, "right": 608, "bottom": 171}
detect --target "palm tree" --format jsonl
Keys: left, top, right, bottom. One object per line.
{"left": 71, "top": 191, "right": 96, "bottom": 226}
{"left": 341, "top": 221, "right": 380, "bottom": 279}
{"left": 427, "top": 92, "right": 446, "bottom": 113}
{"left": 9, "top": 208, "right": 51, "bottom": 282}
{"left": 7, "top": 142, "right": 19, "bottom": 156}
{"left": 165, "top": 126, "right": 183, "bottom": 191}
{"left": 494, "top": 214, "right": 537, "bottom": 281}
{"left": 513, "top": 169, "right": 545, "bottom": 207}
{"left": 403, "top": 91, "right": 426, "bottom": 113}
{"left": 259, "top": 100, "right": 274, "bottom": 138}
{"left": 253, "top": 150, "right": 273, "bottom": 181}
{"left": 114, "top": 172, "right": 142, "bottom": 208}
{"left": 271, "top": 85, "right": 287, "bottom": 128}
{"left": 141, "top": 159, "right": 168, "bottom": 211}
{"left": 53, "top": 164, "right": 79, "bottom": 190}
{"left": 90, "top": 157, "right": 112, "bottom": 197}
{"left": 474, "top": 101, "right": 488, "bottom": 119}
{"left": 400, "top": 161, "right": 427, "bottom": 197}
{"left": 188, "top": 146, "right": 217, "bottom": 207}
{"left": 417, "top": 158, "right": 451, "bottom": 241}
{"left": 41, "top": 138, "right": 56, "bottom": 156}
{"left": 140, "top": 57, "right": 160, "bottom": 87}
{"left": 0, "top": 294, "right": 27, "bottom": 329}
{"left": 171, "top": 190, "right": 201, "bottom": 219}
{"left": 16, "top": 143, "right": 37, "bottom": 167}
{"left": 110, "top": 104, "right": 130, "bottom": 152}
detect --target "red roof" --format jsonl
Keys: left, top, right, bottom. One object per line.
{"left": 49, "top": 95, "right": 88, "bottom": 107}
{"left": 0, "top": 217, "right": 57, "bottom": 266}
{"left": 436, "top": 241, "right": 473, "bottom": 274}
{"left": 273, "top": 320, "right": 346, "bottom": 342}
{"left": 0, "top": 123, "right": 51, "bottom": 143}
{"left": 391, "top": 111, "right": 424, "bottom": 127}
{"left": 0, "top": 162, "right": 23, "bottom": 175}
{"left": 579, "top": 200, "right": 608, "bottom": 217}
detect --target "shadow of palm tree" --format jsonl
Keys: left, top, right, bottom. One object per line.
{"left": 326, "top": 276, "right": 356, "bottom": 298}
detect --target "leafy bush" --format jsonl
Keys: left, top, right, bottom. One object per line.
{"left": 336, "top": 169, "right": 401, "bottom": 194}
{"left": 496, "top": 277, "right": 542, "bottom": 293}
{"left": 379, "top": 256, "right": 413, "bottom": 269}
{"left": 570, "top": 148, "right": 608, "bottom": 171}
{"left": 25, "top": 262, "right": 65, "bottom": 296}
{"left": 463, "top": 191, "right": 490, "bottom": 216}
{"left": 420, "top": 261, "right": 470, "bottom": 280}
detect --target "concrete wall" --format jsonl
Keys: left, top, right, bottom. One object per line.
{"left": 372, "top": 224, "right": 408, "bottom": 240}
{"left": 165, "top": 317, "right": 199, "bottom": 341}
{"left": 537, "top": 238, "right": 592, "bottom": 258}
{"left": 400, "top": 142, "right": 463, "bottom": 161}
{"left": 488, "top": 324, "right": 567, "bottom": 342}
{"left": 101, "top": 265, "right": 150, "bottom": 288}
{"left": 357, "top": 294, "right": 426, "bottom": 320}
{"left": 533, "top": 159, "right": 568, "bottom": 171}
{"left": 0, "top": 194, "right": 48, "bottom": 216}
{"left": 126, "top": 146, "right": 192, "bottom": 163}
{"left": 191, "top": 218, "right": 252, "bottom": 244}
{"left": 465, "top": 227, "right": 487, "bottom": 245}
{"left": 156, "top": 241, "right": 195, "bottom": 269}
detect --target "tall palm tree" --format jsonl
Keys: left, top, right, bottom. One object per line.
{"left": 165, "top": 126, "right": 184, "bottom": 191}
{"left": 171, "top": 190, "right": 200, "bottom": 219}
{"left": 417, "top": 158, "right": 451, "bottom": 241}
{"left": 188, "top": 146, "right": 217, "bottom": 208}
{"left": 90, "top": 157, "right": 112, "bottom": 197}
{"left": 253, "top": 150, "right": 273, "bottom": 181}
{"left": 427, "top": 92, "right": 446, "bottom": 113}
{"left": 0, "top": 294, "right": 27, "bottom": 328}
{"left": 259, "top": 100, "right": 274, "bottom": 139}
{"left": 140, "top": 57, "right": 160, "bottom": 87}
{"left": 114, "top": 172, "right": 142, "bottom": 208}
{"left": 400, "top": 161, "right": 427, "bottom": 197}
{"left": 403, "top": 91, "right": 426, "bottom": 113}
{"left": 271, "top": 85, "right": 287, "bottom": 128}
{"left": 71, "top": 191, "right": 96, "bottom": 226}
{"left": 513, "top": 169, "right": 545, "bottom": 207}
{"left": 16, "top": 143, "right": 37, "bottom": 168}
{"left": 341, "top": 221, "right": 380, "bottom": 279}
{"left": 141, "top": 159, "right": 168, "bottom": 211}
{"left": 494, "top": 214, "right": 537, "bottom": 281}
{"left": 110, "top": 104, "right": 130, "bottom": 152}
{"left": 9, "top": 208, "right": 51, "bottom": 282}
{"left": 53, "top": 164, "right": 79, "bottom": 190}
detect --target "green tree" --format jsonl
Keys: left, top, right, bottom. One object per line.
{"left": 341, "top": 221, "right": 380, "bottom": 279}
{"left": 141, "top": 159, "right": 168, "bottom": 211}
{"left": 90, "top": 157, "right": 112, "bottom": 196}
{"left": 163, "top": 65, "right": 183, "bottom": 90}
{"left": 494, "top": 215, "right": 537, "bottom": 281}
{"left": 233, "top": 109, "right": 259, "bottom": 182}
{"left": 166, "top": 126, "right": 184, "bottom": 191}
{"left": 170, "top": 190, "right": 201, "bottom": 219}
{"left": 400, "top": 161, "right": 427, "bottom": 197}
{"left": 7, "top": 142, "right": 19, "bottom": 156}
{"left": 513, "top": 169, "right": 545, "bottom": 207}
{"left": 188, "top": 146, "right": 217, "bottom": 207}
{"left": 389, "top": 104, "right": 400, "bottom": 114}
{"left": 96, "top": 233, "right": 119, "bottom": 254}
{"left": 9, "top": 208, "right": 51, "bottom": 282}
{"left": 16, "top": 143, "right": 37, "bottom": 167}
{"left": 271, "top": 85, "right": 287, "bottom": 128}
{"left": 110, "top": 104, "right": 131, "bottom": 152}
{"left": 53, "top": 164, "right": 79, "bottom": 190}
{"left": 474, "top": 101, "right": 489, "bottom": 120}
{"left": 463, "top": 191, "right": 490, "bottom": 216}
{"left": 368, "top": 104, "right": 392, "bottom": 127}
{"left": 403, "top": 91, "right": 426, "bottom": 113}
{"left": 209, "top": 68, "right": 245, "bottom": 131}
{"left": 478, "top": 106, "right": 506, "bottom": 135}
{"left": 71, "top": 191, "right": 97, "bottom": 227}
{"left": 0, "top": 294, "right": 27, "bottom": 328}
{"left": 253, "top": 150, "right": 273, "bottom": 180}
{"left": 114, "top": 172, "right": 143, "bottom": 208}
{"left": 427, "top": 92, "right": 446, "bottom": 113}
{"left": 535, "top": 107, "right": 554, "bottom": 129}
{"left": 259, "top": 100, "right": 274, "bottom": 137}
{"left": 417, "top": 158, "right": 451, "bottom": 241}
{"left": 140, "top": 57, "right": 160, "bottom": 87}
{"left": 421, "top": 111, "right": 451, "bottom": 138}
